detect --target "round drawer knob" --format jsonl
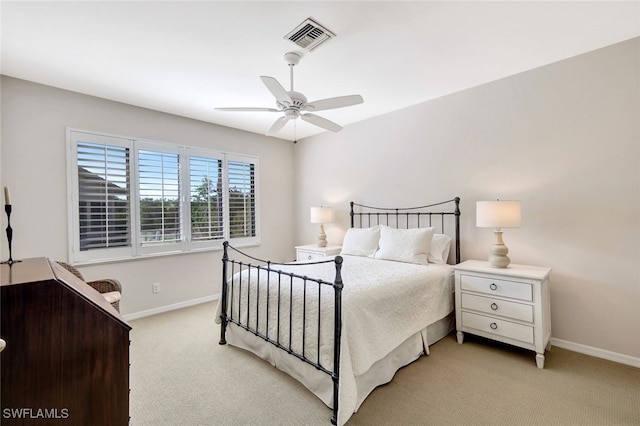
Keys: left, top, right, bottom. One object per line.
{"left": 307, "top": 255, "right": 312, "bottom": 260}
{"left": 490, "top": 322, "right": 498, "bottom": 330}
{"left": 490, "top": 283, "right": 498, "bottom": 291}
{"left": 491, "top": 303, "right": 498, "bottom": 311}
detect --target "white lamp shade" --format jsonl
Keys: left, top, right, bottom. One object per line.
{"left": 310, "top": 206, "right": 334, "bottom": 224}
{"left": 476, "top": 200, "right": 521, "bottom": 228}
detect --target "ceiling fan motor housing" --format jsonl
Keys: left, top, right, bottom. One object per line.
{"left": 278, "top": 91, "right": 307, "bottom": 118}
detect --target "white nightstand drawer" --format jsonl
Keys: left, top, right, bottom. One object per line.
{"left": 298, "top": 251, "right": 323, "bottom": 261}
{"left": 295, "top": 245, "right": 342, "bottom": 262}
{"left": 461, "top": 293, "right": 533, "bottom": 322}
{"left": 461, "top": 274, "right": 532, "bottom": 302}
{"left": 462, "top": 311, "right": 534, "bottom": 344}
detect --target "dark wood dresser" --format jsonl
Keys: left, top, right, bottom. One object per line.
{"left": 1, "top": 258, "right": 131, "bottom": 425}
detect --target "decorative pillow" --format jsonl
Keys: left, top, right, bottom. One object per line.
{"left": 340, "top": 225, "right": 381, "bottom": 257}
{"left": 374, "top": 226, "right": 435, "bottom": 265}
{"left": 428, "top": 234, "right": 452, "bottom": 264}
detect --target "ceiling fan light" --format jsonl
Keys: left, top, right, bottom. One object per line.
{"left": 284, "top": 109, "right": 299, "bottom": 119}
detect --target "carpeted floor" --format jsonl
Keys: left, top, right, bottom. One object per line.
{"left": 129, "top": 301, "right": 640, "bottom": 425}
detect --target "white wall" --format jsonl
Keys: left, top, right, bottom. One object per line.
{"left": 0, "top": 76, "right": 296, "bottom": 315}
{"left": 2, "top": 38, "right": 638, "bottom": 361}
{"left": 294, "top": 38, "right": 640, "bottom": 360}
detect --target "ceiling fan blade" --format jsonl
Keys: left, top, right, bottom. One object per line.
{"left": 266, "top": 116, "right": 290, "bottom": 136}
{"left": 300, "top": 113, "right": 343, "bottom": 132}
{"left": 215, "top": 107, "right": 280, "bottom": 112}
{"left": 260, "top": 76, "right": 292, "bottom": 105}
{"left": 304, "top": 95, "right": 364, "bottom": 112}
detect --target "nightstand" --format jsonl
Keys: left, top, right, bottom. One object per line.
{"left": 454, "top": 260, "right": 552, "bottom": 368}
{"left": 295, "top": 244, "right": 341, "bottom": 261}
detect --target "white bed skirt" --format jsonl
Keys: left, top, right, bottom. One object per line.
{"left": 223, "top": 311, "right": 454, "bottom": 420}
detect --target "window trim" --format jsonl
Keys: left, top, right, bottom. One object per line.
{"left": 67, "top": 128, "right": 260, "bottom": 264}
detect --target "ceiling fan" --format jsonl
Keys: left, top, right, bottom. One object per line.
{"left": 215, "top": 52, "right": 364, "bottom": 136}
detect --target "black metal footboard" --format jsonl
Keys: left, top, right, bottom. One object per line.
{"left": 218, "top": 241, "right": 344, "bottom": 425}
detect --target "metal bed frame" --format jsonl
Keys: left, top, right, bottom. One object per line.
{"left": 350, "top": 197, "right": 461, "bottom": 264}
{"left": 218, "top": 197, "right": 460, "bottom": 424}
{"left": 218, "top": 242, "right": 344, "bottom": 424}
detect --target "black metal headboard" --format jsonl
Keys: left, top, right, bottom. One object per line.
{"left": 349, "top": 197, "right": 461, "bottom": 264}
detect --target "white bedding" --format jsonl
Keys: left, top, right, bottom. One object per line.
{"left": 215, "top": 254, "right": 453, "bottom": 425}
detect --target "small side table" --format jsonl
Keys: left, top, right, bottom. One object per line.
{"left": 454, "top": 260, "right": 552, "bottom": 368}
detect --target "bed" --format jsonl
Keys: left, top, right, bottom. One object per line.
{"left": 216, "top": 198, "right": 461, "bottom": 425}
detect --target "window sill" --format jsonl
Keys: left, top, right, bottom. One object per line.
{"left": 70, "top": 241, "right": 260, "bottom": 266}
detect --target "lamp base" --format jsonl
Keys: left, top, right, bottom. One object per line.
{"left": 488, "top": 252, "right": 511, "bottom": 268}
{"left": 488, "top": 230, "right": 511, "bottom": 268}
{"left": 317, "top": 223, "right": 327, "bottom": 247}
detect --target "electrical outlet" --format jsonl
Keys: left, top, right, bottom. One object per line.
{"left": 152, "top": 283, "right": 160, "bottom": 294}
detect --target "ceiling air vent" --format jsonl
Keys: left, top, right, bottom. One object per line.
{"left": 285, "top": 18, "right": 335, "bottom": 51}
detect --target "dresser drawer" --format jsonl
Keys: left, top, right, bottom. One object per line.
{"left": 461, "top": 293, "right": 533, "bottom": 322}
{"left": 462, "top": 311, "right": 534, "bottom": 344}
{"left": 460, "top": 274, "right": 532, "bottom": 301}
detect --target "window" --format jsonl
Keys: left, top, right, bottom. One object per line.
{"left": 189, "top": 155, "right": 223, "bottom": 243}
{"left": 228, "top": 157, "right": 257, "bottom": 241}
{"left": 67, "top": 129, "right": 259, "bottom": 263}
{"left": 77, "top": 141, "right": 130, "bottom": 251}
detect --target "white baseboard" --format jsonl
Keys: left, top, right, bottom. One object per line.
{"left": 551, "top": 337, "right": 640, "bottom": 368}
{"left": 123, "top": 294, "right": 220, "bottom": 322}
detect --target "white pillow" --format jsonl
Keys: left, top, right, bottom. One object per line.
{"left": 428, "top": 234, "right": 452, "bottom": 264}
{"left": 374, "top": 226, "right": 435, "bottom": 265}
{"left": 340, "top": 225, "right": 381, "bottom": 257}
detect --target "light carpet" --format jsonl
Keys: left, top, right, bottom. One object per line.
{"left": 129, "top": 301, "right": 639, "bottom": 425}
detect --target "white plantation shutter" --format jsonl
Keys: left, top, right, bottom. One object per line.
{"left": 138, "top": 149, "right": 181, "bottom": 245}
{"left": 228, "top": 159, "right": 256, "bottom": 239}
{"left": 189, "top": 155, "right": 224, "bottom": 241}
{"left": 76, "top": 140, "right": 131, "bottom": 251}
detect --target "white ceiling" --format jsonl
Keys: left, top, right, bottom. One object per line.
{"left": 2, "top": 1, "right": 639, "bottom": 141}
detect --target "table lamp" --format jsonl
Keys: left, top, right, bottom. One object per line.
{"left": 310, "top": 206, "right": 333, "bottom": 247}
{"left": 476, "top": 200, "right": 521, "bottom": 268}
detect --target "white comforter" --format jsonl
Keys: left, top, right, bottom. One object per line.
{"left": 215, "top": 255, "right": 453, "bottom": 424}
